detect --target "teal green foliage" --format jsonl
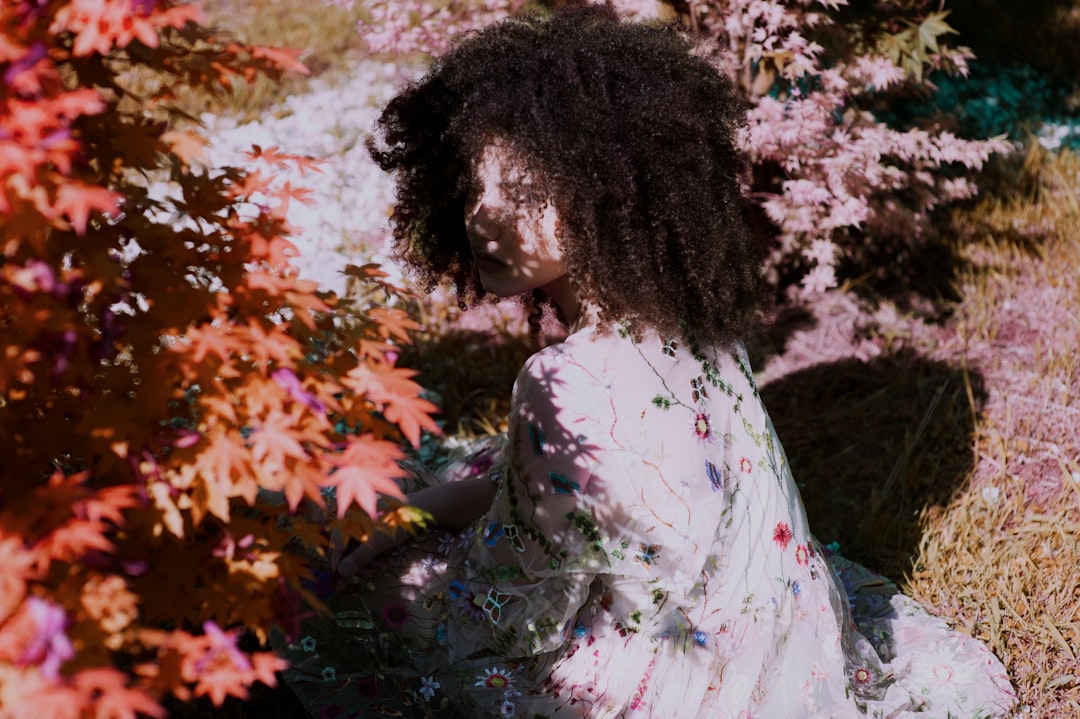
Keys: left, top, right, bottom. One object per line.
{"left": 886, "top": 63, "right": 1080, "bottom": 148}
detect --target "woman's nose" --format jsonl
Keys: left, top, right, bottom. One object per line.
{"left": 465, "top": 201, "right": 497, "bottom": 243}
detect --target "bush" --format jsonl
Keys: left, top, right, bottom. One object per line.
{"left": 0, "top": 1, "right": 437, "bottom": 715}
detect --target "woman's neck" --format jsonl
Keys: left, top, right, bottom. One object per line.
{"left": 541, "top": 275, "right": 583, "bottom": 330}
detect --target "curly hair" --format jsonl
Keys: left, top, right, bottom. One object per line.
{"left": 369, "top": 5, "right": 767, "bottom": 346}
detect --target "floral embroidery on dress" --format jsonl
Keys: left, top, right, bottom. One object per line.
{"left": 693, "top": 412, "right": 712, "bottom": 441}
{"left": 706, "top": 459, "right": 724, "bottom": 492}
{"left": 773, "top": 521, "right": 793, "bottom": 550}
{"left": 548, "top": 471, "right": 580, "bottom": 495}
{"left": 476, "top": 666, "right": 514, "bottom": 689}
{"left": 635, "top": 544, "right": 661, "bottom": 566}
{"left": 482, "top": 588, "right": 512, "bottom": 624}
{"left": 383, "top": 602, "right": 409, "bottom": 629}
{"left": 503, "top": 523, "right": 525, "bottom": 552}
{"left": 418, "top": 675, "right": 440, "bottom": 701}
{"left": 691, "top": 376, "right": 708, "bottom": 403}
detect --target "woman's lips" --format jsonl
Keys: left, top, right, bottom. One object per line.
{"left": 472, "top": 251, "right": 506, "bottom": 273}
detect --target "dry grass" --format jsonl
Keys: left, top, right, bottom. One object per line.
{"left": 907, "top": 147, "right": 1080, "bottom": 717}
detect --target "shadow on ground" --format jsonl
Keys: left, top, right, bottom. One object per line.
{"left": 760, "top": 349, "right": 987, "bottom": 582}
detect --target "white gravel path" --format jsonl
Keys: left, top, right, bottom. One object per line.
{"left": 203, "top": 58, "right": 419, "bottom": 294}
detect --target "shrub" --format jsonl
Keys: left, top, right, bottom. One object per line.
{"left": 0, "top": 1, "right": 437, "bottom": 715}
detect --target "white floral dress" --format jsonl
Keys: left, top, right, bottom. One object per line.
{"left": 279, "top": 321, "right": 1016, "bottom": 718}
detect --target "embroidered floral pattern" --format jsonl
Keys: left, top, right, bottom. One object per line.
{"left": 475, "top": 666, "right": 513, "bottom": 689}
{"left": 419, "top": 676, "right": 440, "bottom": 701}
{"left": 693, "top": 412, "right": 712, "bottom": 440}
{"left": 706, "top": 459, "right": 724, "bottom": 492}
{"left": 383, "top": 603, "right": 409, "bottom": 629}
{"left": 773, "top": 521, "right": 793, "bottom": 551}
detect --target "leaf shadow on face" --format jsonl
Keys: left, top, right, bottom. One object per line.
{"left": 759, "top": 349, "right": 988, "bottom": 582}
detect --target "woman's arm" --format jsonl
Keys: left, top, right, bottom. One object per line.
{"left": 334, "top": 476, "right": 496, "bottom": 578}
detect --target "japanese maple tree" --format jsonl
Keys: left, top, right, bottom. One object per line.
{"left": 0, "top": 1, "right": 437, "bottom": 716}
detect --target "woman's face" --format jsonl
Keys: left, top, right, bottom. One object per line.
{"left": 464, "top": 143, "right": 567, "bottom": 299}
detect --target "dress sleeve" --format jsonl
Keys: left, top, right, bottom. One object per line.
{"left": 452, "top": 346, "right": 627, "bottom": 659}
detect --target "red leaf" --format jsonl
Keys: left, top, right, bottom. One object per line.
{"left": 250, "top": 46, "right": 310, "bottom": 76}
{"left": 243, "top": 145, "right": 324, "bottom": 176}
{"left": 249, "top": 410, "right": 309, "bottom": 468}
{"left": 161, "top": 129, "right": 208, "bottom": 168}
{"left": 52, "top": 183, "right": 119, "bottom": 235}
{"left": 330, "top": 435, "right": 405, "bottom": 518}
{"left": 149, "top": 3, "right": 205, "bottom": 30}
{"left": 367, "top": 306, "right": 421, "bottom": 343}
{"left": 344, "top": 363, "right": 441, "bottom": 447}
{"left": 73, "top": 668, "right": 166, "bottom": 719}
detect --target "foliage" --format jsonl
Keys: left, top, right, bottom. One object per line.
{"left": 336, "top": 0, "right": 1009, "bottom": 298}
{"left": 895, "top": 63, "right": 1080, "bottom": 151}
{"left": 0, "top": 1, "right": 439, "bottom": 716}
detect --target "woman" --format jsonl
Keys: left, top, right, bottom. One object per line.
{"left": 280, "top": 8, "right": 1016, "bottom": 717}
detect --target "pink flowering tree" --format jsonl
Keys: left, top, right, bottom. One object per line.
{"left": 341, "top": 0, "right": 1008, "bottom": 297}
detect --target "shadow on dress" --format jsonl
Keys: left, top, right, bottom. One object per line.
{"left": 758, "top": 349, "right": 988, "bottom": 583}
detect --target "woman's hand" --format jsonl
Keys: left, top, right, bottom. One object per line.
{"left": 331, "top": 526, "right": 407, "bottom": 579}
{"left": 331, "top": 475, "right": 498, "bottom": 579}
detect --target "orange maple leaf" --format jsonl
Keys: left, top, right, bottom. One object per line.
{"left": 73, "top": 668, "right": 166, "bottom": 719}
{"left": 247, "top": 651, "right": 287, "bottom": 687}
{"left": 193, "top": 661, "right": 250, "bottom": 706}
{"left": 52, "top": 183, "right": 119, "bottom": 235}
{"left": 330, "top": 435, "right": 406, "bottom": 518}
{"left": 161, "top": 129, "right": 208, "bottom": 168}
{"left": 367, "top": 306, "right": 421, "bottom": 344}
{"left": 82, "top": 484, "right": 140, "bottom": 525}
{"left": 278, "top": 461, "right": 329, "bottom": 512}
{"left": 0, "top": 534, "right": 40, "bottom": 622}
{"left": 44, "top": 517, "right": 115, "bottom": 561}
{"left": 249, "top": 410, "right": 309, "bottom": 468}
{"left": 6, "top": 679, "right": 83, "bottom": 719}
{"left": 270, "top": 180, "right": 315, "bottom": 217}
{"left": 240, "top": 319, "right": 301, "bottom": 372}
{"left": 242, "top": 145, "right": 324, "bottom": 176}
{"left": 342, "top": 262, "right": 414, "bottom": 295}
{"left": 149, "top": 2, "right": 205, "bottom": 30}
{"left": 250, "top": 46, "right": 310, "bottom": 76}
{"left": 51, "top": 88, "right": 108, "bottom": 119}
{"left": 194, "top": 430, "right": 250, "bottom": 488}
{"left": 344, "top": 362, "right": 441, "bottom": 447}
{"left": 381, "top": 391, "right": 441, "bottom": 449}
{"left": 244, "top": 229, "right": 299, "bottom": 268}
{"left": 183, "top": 323, "right": 240, "bottom": 368}
{"left": 226, "top": 168, "right": 269, "bottom": 200}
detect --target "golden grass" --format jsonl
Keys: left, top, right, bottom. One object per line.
{"left": 907, "top": 147, "right": 1080, "bottom": 716}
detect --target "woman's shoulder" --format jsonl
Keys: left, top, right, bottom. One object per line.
{"left": 518, "top": 322, "right": 754, "bottom": 410}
